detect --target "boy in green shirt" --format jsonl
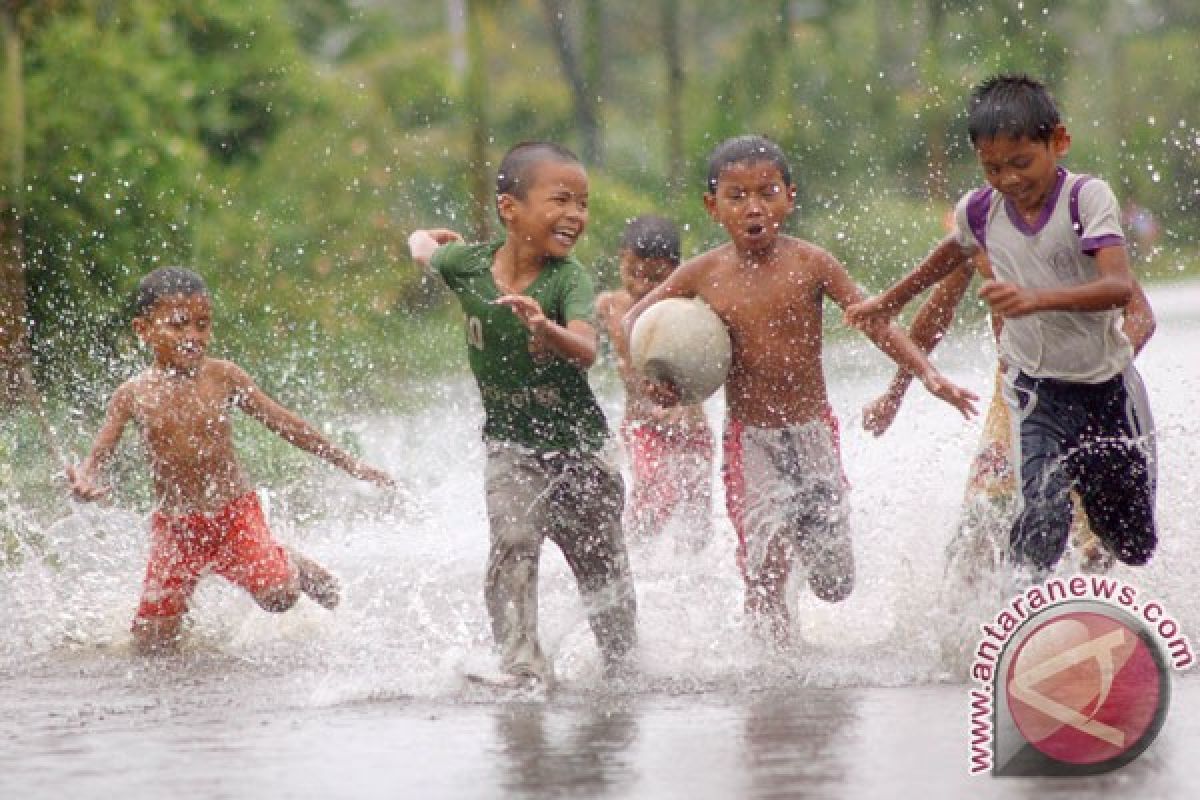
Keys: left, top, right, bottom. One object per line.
{"left": 408, "top": 141, "right": 636, "bottom": 688}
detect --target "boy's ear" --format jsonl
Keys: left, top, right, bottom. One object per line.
{"left": 132, "top": 316, "right": 148, "bottom": 339}
{"left": 1052, "top": 124, "right": 1071, "bottom": 157}
{"left": 702, "top": 191, "right": 718, "bottom": 219}
{"left": 496, "top": 192, "right": 518, "bottom": 225}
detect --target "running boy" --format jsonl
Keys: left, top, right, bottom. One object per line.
{"left": 623, "top": 135, "right": 978, "bottom": 643}
{"left": 855, "top": 251, "right": 1154, "bottom": 581}
{"left": 845, "top": 73, "right": 1157, "bottom": 576}
{"left": 595, "top": 215, "right": 714, "bottom": 547}
{"left": 407, "top": 141, "right": 637, "bottom": 687}
{"left": 67, "top": 267, "right": 395, "bottom": 654}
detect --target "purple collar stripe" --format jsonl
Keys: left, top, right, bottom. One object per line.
{"left": 1004, "top": 166, "right": 1068, "bottom": 236}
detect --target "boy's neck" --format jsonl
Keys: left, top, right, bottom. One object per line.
{"left": 732, "top": 235, "right": 788, "bottom": 268}
{"left": 152, "top": 360, "right": 203, "bottom": 380}
{"left": 494, "top": 238, "right": 547, "bottom": 290}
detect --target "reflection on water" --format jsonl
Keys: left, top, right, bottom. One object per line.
{"left": 742, "top": 690, "right": 854, "bottom": 796}
{"left": 1, "top": 284, "right": 1198, "bottom": 798}
{"left": 493, "top": 700, "right": 638, "bottom": 798}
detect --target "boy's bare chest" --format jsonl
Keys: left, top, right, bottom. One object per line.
{"left": 134, "top": 380, "right": 234, "bottom": 440}
{"left": 703, "top": 269, "right": 823, "bottom": 331}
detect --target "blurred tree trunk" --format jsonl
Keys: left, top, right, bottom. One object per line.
{"left": 661, "top": 0, "right": 684, "bottom": 186}
{"left": 464, "top": 0, "right": 491, "bottom": 240}
{"left": 1, "top": 4, "right": 29, "bottom": 408}
{"left": 445, "top": 0, "right": 467, "bottom": 79}
{"left": 582, "top": 0, "right": 604, "bottom": 164}
{"left": 920, "top": 0, "right": 950, "bottom": 203}
{"left": 539, "top": 0, "right": 603, "bottom": 165}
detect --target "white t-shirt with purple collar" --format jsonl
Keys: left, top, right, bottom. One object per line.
{"left": 953, "top": 166, "right": 1133, "bottom": 383}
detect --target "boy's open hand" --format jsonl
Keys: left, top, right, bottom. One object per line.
{"left": 862, "top": 391, "right": 903, "bottom": 437}
{"left": 919, "top": 372, "right": 979, "bottom": 420}
{"left": 641, "top": 377, "right": 682, "bottom": 408}
{"left": 352, "top": 462, "right": 397, "bottom": 490}
{"left": 844, "top": 296, "right": 894, "bottom": 331}
{"left": 979, "top": 280, "right": 1039, "bottom": 318}
{"left": 65, "top": 464, "right": 109, "bottom": 503}
{"left": 495, "top": 294, "right": 550, "bottom": 336}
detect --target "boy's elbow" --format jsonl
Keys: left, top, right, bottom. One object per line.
{"left": 576, "top": 348, "right": 598, "bottom": 369}
{"left": 1116, "top": 280, "right": 1134, "bottom": 307}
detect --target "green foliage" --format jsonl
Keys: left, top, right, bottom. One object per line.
{"left": 8, "top": 0, "right": 1200, "bottom": 422}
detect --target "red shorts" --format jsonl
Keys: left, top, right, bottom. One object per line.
{"left": 620, "top": 418, "right": 713, "bottom": 537}
{"left": 136, "top": 491, "right": 294, "bottom": 619}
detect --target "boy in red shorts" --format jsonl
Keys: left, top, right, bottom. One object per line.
{"left": 596, "top": 215, "right": 714, "bottom": 548}
{"left": 67, "top": 267, "right": 394, "bottom": 654}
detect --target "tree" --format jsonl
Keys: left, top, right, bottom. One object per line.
{"left": 661, "top": 0, "right": 684, "bottom": 186}
{"left": 538, "top": 0, "right": 604, "bottom": 164}
{"left": 464, "top": 0, "right": 492, "bottom": 240}
{"left": 0, "top": 2, "right": 29, "bottom": 407}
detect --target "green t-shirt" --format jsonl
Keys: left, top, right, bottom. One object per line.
{"left": 431, "top": 240, "right": 609, "bottom": 453}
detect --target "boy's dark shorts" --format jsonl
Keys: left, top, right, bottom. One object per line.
{"left": 1003, "top": 366, "right": 1156, "bottom": 571}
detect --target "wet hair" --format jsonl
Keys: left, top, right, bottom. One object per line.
{"left": 134, "top": 267, "right": 209, "bottom": 316}
{"left": 706, "top": 135, "right": 792, "bottom": 193}
{"left": 620, "top": 215, "right": 681, "bottom": 265}
{"left": 495, "top": 141, "right": 583, "bottom": 202}
{"left": 967, "top": 73, "right": 1061, "bottom": 145}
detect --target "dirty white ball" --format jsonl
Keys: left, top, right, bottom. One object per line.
{"left": 630, "top": 297, "right": 732, "bottom": 405}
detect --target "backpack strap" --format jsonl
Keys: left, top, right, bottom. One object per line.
{"left": 965, "top": 186, "right": 994, "bottom": 251}
{"left": 1068, "top": 174, "right": 1093, "bottom": 237}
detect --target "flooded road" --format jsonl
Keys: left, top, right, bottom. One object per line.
{"left": 2, "top": 282, "right": 1197, "bottom": 798}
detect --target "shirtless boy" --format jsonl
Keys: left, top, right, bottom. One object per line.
{"left": 67, "top": 267, "right": 394, "bottom": 653}
{"left": 624, "top": 135, "right": 977, "bottom": 642}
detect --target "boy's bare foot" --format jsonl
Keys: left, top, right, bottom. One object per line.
{"left": 131, "top": 615, "right": 184, "bottom": 656}
{"left": 290, "top": 550, "right": 340, "bottom": 610}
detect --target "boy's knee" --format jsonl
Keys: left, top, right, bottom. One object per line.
{"left": 255, "top": 586, "right": 300, "bottom": 613}
{"left": 489, "top": 521, "right": 543, "bottom": 560}
{"left": 810, "top": 571, "right": 854, "bottom": 604}
{"left": 1111, "top": 532, "right": 1156, "bottom": 567}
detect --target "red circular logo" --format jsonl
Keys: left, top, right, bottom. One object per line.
{"left": 1005, "top": 610, "right": 1164, "bottom": 766}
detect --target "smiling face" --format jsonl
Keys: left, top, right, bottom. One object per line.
{"left": 975, "top": 126, "right": 1070, "bottom": 216}
{"left": 133, "top": 292, "right": 213, "bottom": 375}
{"left": 704, "top": 160, "right": 796, "bottom": 254}
{"left": 499, "top": 160, "right": 589, "bottom": 259}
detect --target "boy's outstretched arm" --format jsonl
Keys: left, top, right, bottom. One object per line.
{"left": 226, "top": 363, "right": 396, "bottom": 489}
{"left": 825, "top": 253, "right": 978, "bottom": 420}
{"left": 845, "top": 235, "right": 974, "bottom": 329}
{"left": 979, "top": 244, "right": 1133, "bottom": 317}
{"left": 863, "top": 262, "right": 974, "bottom": 436}
{"left": 66, "top": 385, "right": 135, "bottom": 502}
{"left": 863, "top": 321, "right": 978, "bottom": 419}
{"left": 407, "top": 228, "right": 463, "bottom": 270}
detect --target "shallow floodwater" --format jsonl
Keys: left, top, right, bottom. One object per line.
{"left": 2, "top": 283, "right": 1197, "bottom": 798}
